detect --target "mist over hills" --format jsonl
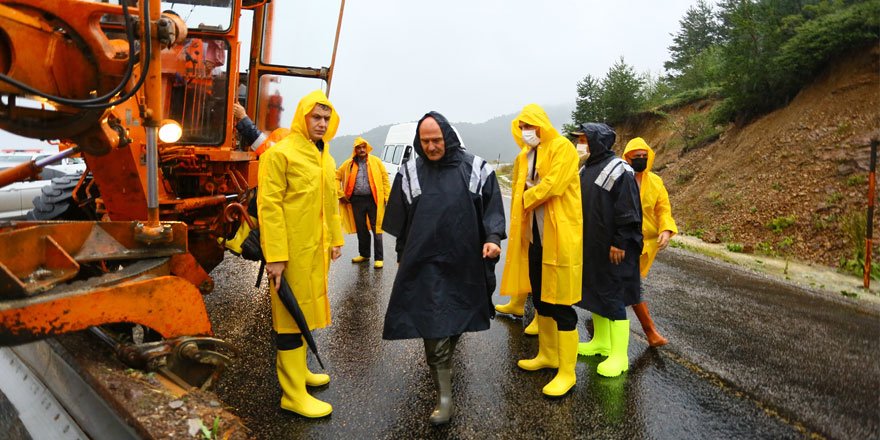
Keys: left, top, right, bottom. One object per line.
{"left": 331, "top": 103, "right": 574, "bottom": 164}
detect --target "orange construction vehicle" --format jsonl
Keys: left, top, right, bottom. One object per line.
{"left": 0, "top": 0, "right": 345, "bottom": 388}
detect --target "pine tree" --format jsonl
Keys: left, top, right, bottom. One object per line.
{"left": 571, "top": 74, "right": 605, "bottom": 125}
{"left": 664, "top": 0, "right": 721, "bottom": 76}
{"left": 601, "top": 57, "right": 645, "bottom": 125}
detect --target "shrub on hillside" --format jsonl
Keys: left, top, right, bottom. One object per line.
{"left": 715, "top": 0, "right": 880, "bottom": 123}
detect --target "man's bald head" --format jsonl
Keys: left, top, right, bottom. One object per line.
{"left": 419, "top": 117, "right": 445, "bottom": 161}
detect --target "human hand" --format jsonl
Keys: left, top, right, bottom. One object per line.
{"left": 609, "top": 246, "right": 625, "bottom": 265}
{"left": 657, "top": 230, "right": 673, "bottom": 251}
{"left": 266, "top": 261, "right": 286, "bottom": 288}
{"left": 232, "top": 103, "right": 247, "bottom": 120}
{"left": 483, "top": 242, "right": 501, "bottom": 259}
{"left": 331, "top": 246, "right": 342, "bottom": 261}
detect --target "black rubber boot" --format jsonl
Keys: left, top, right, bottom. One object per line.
{"left": 424, "top": 336, "right": 459, "bottom": 425}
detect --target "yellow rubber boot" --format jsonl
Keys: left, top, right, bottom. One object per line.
{"left": 495, "top": 295, "right": 526, "bottom": 317}
{"left": 351, "top": 256, "right": 368, "bottom": 263}
{"left": 543, "top": 329, "right": 578, "bottom": 397}
{"left": 517, "top": 315, "right": 558, "bottom": 370}
{"left": 578, "top": 313, "right": 611, "bottom": 357}
{"left": 276, "top": 348, "right": 332, "bottom": 417}
{"left": 597, "top": 319, "right": 630, "bottom": 377}
{"left": 524, "top": 316, "right": 539, "bottom": 335}
{"left": 301, "top": 348, "right": 330, "bottom": 387}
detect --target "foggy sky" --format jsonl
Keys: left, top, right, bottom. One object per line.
{"left": 0, "top": 0, "right": 700, "bottom": 149}
{"left": 330, "top": 0, "right": 700, "bottom": 135}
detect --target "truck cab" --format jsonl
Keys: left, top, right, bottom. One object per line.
{"left": 380, "top": 122, "right": 417, "bottom": 181}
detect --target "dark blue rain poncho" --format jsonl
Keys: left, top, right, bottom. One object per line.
{"left": 576, "top": 123, "right": 643, "bottom": 320}
{"left": 382, "top": 112, "right": 506, "bottom": 340}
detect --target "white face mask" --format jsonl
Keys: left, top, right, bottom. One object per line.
{"left": 576, "top": 143, "right": 589, "bottom": 156}
{"left": 522, "top": 129, "right": 540, "bottom": 147}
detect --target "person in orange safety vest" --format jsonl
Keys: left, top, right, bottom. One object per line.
{"left": 336, "top": 137, "right": 391, "bottom": 268}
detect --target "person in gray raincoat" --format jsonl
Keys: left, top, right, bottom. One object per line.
{"left": 382, "top": 111, "right": 506, "bottom": 425}
{"left": 573, "top": 122, "right": 643, "bottom": 378}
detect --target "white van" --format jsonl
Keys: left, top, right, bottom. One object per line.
{"left": 380, "top": 122, "right": 417, "bottom": 181}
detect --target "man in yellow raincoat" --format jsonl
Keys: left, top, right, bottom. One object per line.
{"left": 258, "top": 90, "right": 344, "bottom": 418}
{"left": 336, "top": 137, "right": 391, "bottom": 268}
{"left": 623, "top": 137, "right": 678, "bottom": 347}
{"left": 499, "top": 104, "right": 583, "bottom": 397}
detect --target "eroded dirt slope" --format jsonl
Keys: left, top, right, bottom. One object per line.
{"left": 614, "top": 44, "right": 880, "bottom": 268}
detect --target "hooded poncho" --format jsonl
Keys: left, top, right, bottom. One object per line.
{"left": 500, "top": 104, "right": 583, "bottom": 306}
{"left": 577, "top": 123, "right": 643, "bottom": 320}
{"left": 623, "top": 137, "right": 678, "bottom": 277}
{"left": 382, "top": 112, "right": 506, "bottom": 340}
{"left": 258, "top": 90, "right": 343, "bottom": 332}
{"left": 336, "top": 137, "right": 391, "bottom": 234}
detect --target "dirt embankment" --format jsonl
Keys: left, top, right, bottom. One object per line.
{"left": 613, "top": 44, "right": 880, "bottom": 269}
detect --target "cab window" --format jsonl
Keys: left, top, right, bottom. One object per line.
{"left": 392, "top": 145, "right": 404, "bottom": 164}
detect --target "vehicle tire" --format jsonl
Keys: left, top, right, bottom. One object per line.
{"left": 27, "top": 174, "right": 93, "bottom": 220}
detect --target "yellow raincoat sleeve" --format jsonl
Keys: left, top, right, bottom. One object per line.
{"left": 378, "top": 160, "right": 391, "bottom": 203}
{"left": 327, "top": 156, "right": 345, "bottom": 248}
{"left": 654, "top": 180, "right": 678, "bottom": 235}
{"left": 335, "top": 159, "right": 348, "bottom": 199}
{"left": 522, "top": 140, "right": 579, "bottom": 211}
{"left": 257, "top": 148, "right": 289, "bottom": 263}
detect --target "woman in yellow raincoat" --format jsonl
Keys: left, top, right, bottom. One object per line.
{"left": 258, "top": 89, "right": 344, "bottom": 418}
{"left": 336, "top": 137, "right": 391, "bottom": 268}
{"left": 623, "top": 137, "right": 678, "bottom": 347}
{"left": 499, "top": 104, "right": 583, "bottom": 397}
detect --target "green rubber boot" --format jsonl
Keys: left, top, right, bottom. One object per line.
{"left": 597, "top": 319, "right": 630, "bottom": 377}
{"left": 578, "top": 313, "right": 610, "bottom": 357}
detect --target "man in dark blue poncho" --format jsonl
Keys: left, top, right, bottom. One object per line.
{"left": 382, "top": 111, "right": 506, "bottom": 425}
{"left": 573, "top": 122, "right": 643, "bottom": 378}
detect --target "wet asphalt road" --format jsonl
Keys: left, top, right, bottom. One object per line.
{"left": 205, "top": 204, "right": 880, "bottom": 440}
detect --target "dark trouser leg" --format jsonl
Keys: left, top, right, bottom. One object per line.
{"left": 275, "top": 332, "right": 303, "bottom": 351}
{"left": 364, "top": 198, "right": 383, "bottom": 261}
{"left": 350, "top": 195, "right": 372, "bottom": 258}
{"left": 424, "top": 335, "right": 460, "bottom": 425}
{"left": 529, "top": 238, "right": 578, "bottom": 331}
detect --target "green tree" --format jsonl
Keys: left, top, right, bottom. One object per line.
{"left": 601, "top": 57, "right": 645, "bottom": 125}
{"left": 714, "top": 0, "right": 808, "bottom": 122}
{"left": 715, "top": 0, "right": 878, "bottom": 123}
{"left": 571, "top": 74, "right": 605, "bottom": 125}
{"left": 665, "top": 0, "right": 721, "bottom": 76}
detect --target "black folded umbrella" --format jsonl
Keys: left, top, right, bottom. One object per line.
{"left": 240, "top": 227, "right": 324, "bottom": 369}
{"left": 276, "top": 275, "right": 325, "bottom": 369}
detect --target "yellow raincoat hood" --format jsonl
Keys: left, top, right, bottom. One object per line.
{"left": 500, "top": 104, "right": 582, "bottom": 305}
{"left": 290, "top": 89, "right": 340, "bottom": 144}
{"left": 351, "top": 136, "right": 374, "bottom": 156}
{"left": 622, "top": 137, "right": 677, "bottom": 277}
{"left": 623, "top": 137, "right": 655, "bottom": 172}
{"left": 510, "top": 104, "right": 562, "bottom": 150}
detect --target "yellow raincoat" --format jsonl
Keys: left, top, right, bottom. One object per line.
{"left": 258, "top": 90, "right": 344, "bottom": 333}
{"left": 623, "top": 137, "right": 678, "bottom": 277}
{"left": 335, "top": 137, "right": 391, "bottom": 234}
{"left": 500, "top": 104, "right": 583, "bottom": 306}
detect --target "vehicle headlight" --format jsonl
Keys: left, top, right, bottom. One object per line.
{"left": 158, "top": 119, "right": 183, "bottom": 143}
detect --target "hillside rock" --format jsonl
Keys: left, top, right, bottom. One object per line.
{"left": 613, "top": 44, "right": 880, "bottom": 268}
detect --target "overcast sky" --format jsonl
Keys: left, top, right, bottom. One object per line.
{"left": 328, "top": 0, "right": 700, "bottom": 135}
{"left": 2, "top": 0, "right": 700, "bottom": 149}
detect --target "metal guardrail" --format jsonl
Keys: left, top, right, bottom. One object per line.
{"left": 0, "top": 341, "right": 139, "bottom": 440}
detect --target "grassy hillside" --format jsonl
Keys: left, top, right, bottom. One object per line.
{"left": 614, "top": 45, "right": 880, "bottom": 271}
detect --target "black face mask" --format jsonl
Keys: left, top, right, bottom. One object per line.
{"left": 630, "top": 157, "right": 648, "bottom": 172}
